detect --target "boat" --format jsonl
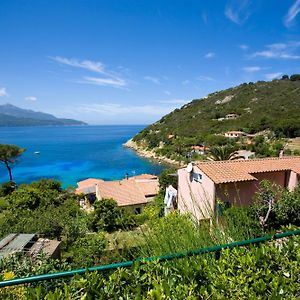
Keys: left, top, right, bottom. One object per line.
{"left": 34, "top": 151, "right": 40, "bottom": 155}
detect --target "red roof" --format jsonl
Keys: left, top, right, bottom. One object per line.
{"left": 97, "top": 174, "right": 159, "bottom": 207}
{"left": 97, "top": 180, "right": 148, "bottom": 207}
{"left": 196, "top": 156, "right": 300, "bottom": 184}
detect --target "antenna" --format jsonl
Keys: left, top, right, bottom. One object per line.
{"left": 186, "top": 163, "right": 193, "bottom": 173}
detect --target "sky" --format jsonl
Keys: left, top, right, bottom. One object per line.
{"left": 0, "top": 0, "right": 300, "bottom": 124}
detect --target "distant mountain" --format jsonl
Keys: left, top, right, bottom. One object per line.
{"left": 133, "top": 78, "right": 300, "bottom": 148}
{"left": 0, "top": 104, "right": 86, "bottom": 126}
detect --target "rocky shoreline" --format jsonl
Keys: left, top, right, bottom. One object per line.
{"left": 123, "top": 139, "right": 183, "bottom": 167}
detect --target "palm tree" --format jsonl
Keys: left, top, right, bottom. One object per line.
{"left": 208, "top": 145, "right": 244, "bottom": 161}
{"left": 0, "top": 144, "right": 25, "bottom": 182}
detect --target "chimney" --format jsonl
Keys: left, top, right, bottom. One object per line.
{"left": 279, "top": 149, "right": 284, "bottom": 158}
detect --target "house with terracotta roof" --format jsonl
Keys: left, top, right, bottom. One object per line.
{"left": 77, "top": 174, "right": 159, "bottom": 213}
{"left": 96, "top": 174, "right": 159, "bottom": 213}
{"left": 177, "top": 157, "right": 300, "bottom": 221}
{"left": 76, "top": 178, "right": 103, "bottom": 195}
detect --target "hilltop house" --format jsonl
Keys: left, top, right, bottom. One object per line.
{"left": 190, "top": 145, "right": 208, "bottom": 155}
{"left": 225, "top": 113, "right": 239, "bottom": 120}
{"left": 177, "top": 157, "right": 300, "bottom": 221}
{"left": 224, "top": 131, "right": 246, "bottom": 138}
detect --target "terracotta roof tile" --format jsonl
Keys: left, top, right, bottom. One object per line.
{"left": 97, "top": 180, "right": 148, "bottom": 207}
{"left": 196, "top": 156, "right": 300, "bottom": 184}
{"left": 77, "top": 178, "right": 103, "bottom": 188}
{"left": 137, "top": 181, "right": 159, "bottom": 196}
{"left": 76, "top": 178, "right": 104, "bottom": 195}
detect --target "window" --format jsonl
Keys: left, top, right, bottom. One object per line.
{"left": 192, "top": 172, "right": 202, "bottom": 183}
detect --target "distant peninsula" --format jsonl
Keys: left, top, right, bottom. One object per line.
{"left": 0, "top": 103, "right": 86, "bottom": 126}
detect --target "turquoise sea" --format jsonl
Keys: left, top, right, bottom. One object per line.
{"left": 0, "top": 125, "right": 165, "bottom": 187}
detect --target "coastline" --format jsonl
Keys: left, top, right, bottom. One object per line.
{"left": 123, "top": 138, "right": 183, "bottom": 167}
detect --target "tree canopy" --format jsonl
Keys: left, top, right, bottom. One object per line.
{"left": 0, "top": 144, "right": 25, "bottom": 182}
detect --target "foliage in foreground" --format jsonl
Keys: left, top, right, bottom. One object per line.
{"left": 2, "top": 231, "right": 299, "bottom": 299}
{"left": 1, "top": 179, "right": 300, "bottom": 298}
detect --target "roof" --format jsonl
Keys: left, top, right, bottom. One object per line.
{"left": 76, "top": 178, "right": 103, "bottom": 195}
{"left": 97, "top": 180, "right": 148, "bottom": 207}
{"left": 0, "top": 233, "right": 36, "bottom": 260}
{"left": 137, "top": 180, "right": 159, "bottom": 196}
{"left": 195, "top": 156, "right": 300, "bottom": 184}
{"left": 77, "top": 178, "right": 103, "bottom": 188}
{"left": 29, "top": 238, "right": 60, "bottom": 258}
{"left": 129, "top": 174, "right": 158, "bottom": 181}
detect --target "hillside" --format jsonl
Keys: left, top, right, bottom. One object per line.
{"left": 0, "top": 104, "right": 86, "bottom": 126}
{"left": 133, "top": 79, "right": 300, "bottom": 151}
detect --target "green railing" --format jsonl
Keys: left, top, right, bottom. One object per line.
{"left": 0, "top": 229, "right": 300, "bottom": 288}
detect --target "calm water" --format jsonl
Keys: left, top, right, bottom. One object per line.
{"left": 0, "top": 125, "right": 165, "bottom": 187}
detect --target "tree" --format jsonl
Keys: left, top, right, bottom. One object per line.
{"left": 290, "top": 74, "right": 300, "bottom": 81}
{"left": 0, "top": 144, "right": 25, "bottom": 182}
{"left": 208, "top": 146, "right": 243, "bottom": 161}
{"left": 158, "top": 168, "right": 178, "bottom": 192}
{"left": 281, "top": 74, "right": 289, "bottom": 80}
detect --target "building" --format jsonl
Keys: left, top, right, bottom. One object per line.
{"left": 224, "top": 131, "right": 245, "bottom": 138}
{"left": 96, "top": 174, "right": 159, "bottom": 213}
{"left": 0, "top": 234, "right": 60, "bottom": 261}
{"left": 225, "top": 113, "right": 239, "bottom": 120}
{"left": 76, "top": 178, "right": 103, "bottom": 196}
{"left": 177, "top": 157, "right": 300, "bottom": 221}
{"left": 190, "top": 145, "right": 208, "bottom": 155}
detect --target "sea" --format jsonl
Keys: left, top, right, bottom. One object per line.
{"left": 0, "top": 125, "right": 165, "bottom": 188}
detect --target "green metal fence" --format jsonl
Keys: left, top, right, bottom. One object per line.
{"left": 0, "top": 229, "right": 300, "bottom": 288}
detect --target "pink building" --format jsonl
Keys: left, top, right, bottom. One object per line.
{"left": 178, "top": 157, "right": 300, "bottom": 221}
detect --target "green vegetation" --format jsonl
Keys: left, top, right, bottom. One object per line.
{"left": 0, "top": 179, "right": 144, "bottom": 269}
{"left": 133, "top": 78, "right": 300, "bottom": 161}
{"left": 0, "top": 174, "right": 300, "bottom": 298}
{"left": 207, "top": 145, "right": 241, "bottom": 161}
{"left": 0, "top": 144, "right": 25, "bottom": 182}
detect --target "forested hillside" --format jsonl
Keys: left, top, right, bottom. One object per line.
{"left": 134, "top": 78, "right": 300, "bottom": 147}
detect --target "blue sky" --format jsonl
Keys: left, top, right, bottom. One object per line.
{"left": 0, "top": 0, "right": 300, "bottom": 124}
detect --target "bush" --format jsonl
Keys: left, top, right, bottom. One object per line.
{"left": 90, "top": 199, "right": 138, "bottom": 232}
{"left": 251, "top": 181, "right": 300, "bottom": 230}
{"left": 23, "top": 233, "right": 300, "bottom": 299}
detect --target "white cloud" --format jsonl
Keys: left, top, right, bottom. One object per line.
{"left": 0, "top": 87, "right": 8, "bottom": 97}
{"left": 225, "top": 0, "right": 251, "bottom": 25}
{"left": 181, "top": 80, "right": 190, "bottom": 85}
{"left": 164, "top": 90, "right": 171, "bottom": 95}
{"left": 243, "top": 66, "right": 261, "bottom": 73}
{"left": 196, "top": 75, "right": 215, "bottom": 81}
{"left": 144, "top": 76, "right": 161, "bottom": 84}
{"left": 239, "top": 44, "right": 249, "bottom": 50}
{"left": 204, "top": 52, "right": 215, "bottom": 59}
{"left": 76, "top": 103, "right": 177, "bottom": 117}
{"left": 264, "top": 72, "right": 282, "bottom": 80}
{"left": 252, "top": 42, "right": 300, "bottom": 59}
{"left": 25, "top": 96, "right": 37, "bottom": 101}
{"left": 81, "top": 76, "right": 126, "bottom": 88}
{"left": 50, "top": 56, "right": 105, "bottom": 73}
{"left": 50, "top": 56, "right": 128, "bottom": 88}
{"left": 284, "top": 0, "right": 300, "bottom": 27}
